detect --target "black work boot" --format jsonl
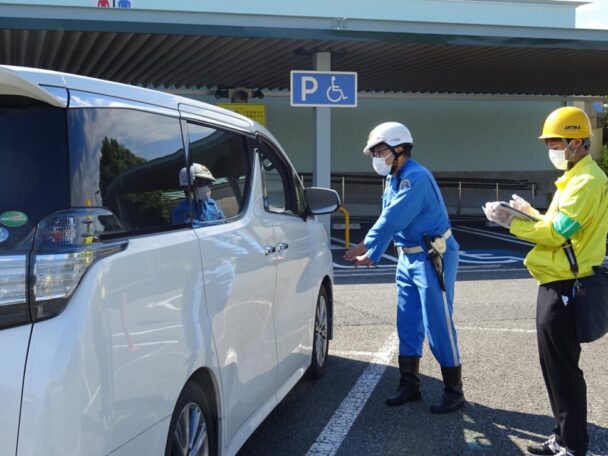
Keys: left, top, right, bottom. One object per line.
{"left": 386, "top": 356, "right": 422, "bottom": 406}
{"left": 430, "top": 365, "right": 465, "bottom": 414}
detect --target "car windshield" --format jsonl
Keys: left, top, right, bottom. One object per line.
{"left": 0, "top": 96, "right": 69, "bottom": 252}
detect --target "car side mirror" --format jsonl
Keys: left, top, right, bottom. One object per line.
{"left": 304, "top": 187, "right": 341, "bottom": 215}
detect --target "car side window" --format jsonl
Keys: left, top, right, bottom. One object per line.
{"left": 68, "top": 108, "right": 187, "bottom": 235}
{"left": 186, "top": 123, "right": 252, "bottom": 223}
{"left": 258, "top": 140, "right": 298, "bottom": 216}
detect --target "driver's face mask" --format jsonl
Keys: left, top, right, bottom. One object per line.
{"left": 195, "top": 186, "right": 211, "bottom": 202}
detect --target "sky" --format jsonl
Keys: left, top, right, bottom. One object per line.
{"left": 576, "top": 0, "right": 608, "bottom": 29}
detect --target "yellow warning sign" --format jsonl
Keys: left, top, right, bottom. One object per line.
{"left": 217, "top": 103, "right": 266, "bottom": 126}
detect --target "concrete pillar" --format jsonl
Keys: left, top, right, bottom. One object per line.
{"left": 313, "top": 52, "right": 332, "bottom": 236}
{"left": 573, "top": 100, "right": 604, "bottom": 160}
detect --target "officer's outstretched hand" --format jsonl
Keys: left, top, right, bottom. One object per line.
{"left": 353, "top": 255, "right": 375, "bottom": 268}
{"left": 344, "top": 243, "right": 375, "bottom": 268}
{"left": 344, "top": 242, "right": 367, "bottom": 261}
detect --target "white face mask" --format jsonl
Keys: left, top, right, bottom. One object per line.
{"left": 372, "top": 156, "right": 393, "bottom": 176}
{"left": 548, "top": 148, "right": 568, "bottom": 170}
{"left": 195, "top": 186, "right": 211, "bottom": 201}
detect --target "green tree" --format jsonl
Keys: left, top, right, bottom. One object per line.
{"left": 100, "top": 137, "right": 166, "bottom": 228}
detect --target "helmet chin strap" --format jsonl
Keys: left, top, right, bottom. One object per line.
{"left": 564, "top": 140, "right": 585, "bottom": 169}
{"left": 390, "top": 148, "right": 406, "bottom": 175}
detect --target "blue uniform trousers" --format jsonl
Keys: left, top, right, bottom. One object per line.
{"left": 396, "top": 246, "right": 460, "bottom": 368}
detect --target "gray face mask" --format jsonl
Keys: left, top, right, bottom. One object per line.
{"left": 195, "top": 186, "right": 211, "bottom": 202}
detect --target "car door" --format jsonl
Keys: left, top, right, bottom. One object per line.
{"left": 257, "top": 138, "right": 316, "bottom": 389}
{"left": 184, "top": 121, "right": 279, "bottom": 446}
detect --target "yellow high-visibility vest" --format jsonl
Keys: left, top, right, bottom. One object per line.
{"left": 510, "top": 155, "right": 608, "bottom": 284}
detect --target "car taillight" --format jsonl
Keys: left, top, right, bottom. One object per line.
{"left": 0, "top": 255, "right": 29, "bottom": 329}
{"left": 0, "top": 256, "right": 27, "bottom": 305}
{"left": 30, "top": 208, "right": 127, "bottom": 321}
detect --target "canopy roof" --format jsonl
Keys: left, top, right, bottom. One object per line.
{"left": 0, "top": 6, "right": 607, "bottom": 96}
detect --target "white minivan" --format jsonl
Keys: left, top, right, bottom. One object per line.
{"left": 0, "top": 65, "right": 339, "bottom": 456}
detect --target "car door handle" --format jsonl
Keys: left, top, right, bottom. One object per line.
{"left": 277, "top": 242, "right": 289, "bottom": 252}
{"left": 265, "top": 245, "right": 276, "bottom": 256}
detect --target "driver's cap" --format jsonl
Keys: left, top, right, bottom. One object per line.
{"left": 179, "top": 163, "right": 216, "bottom": 186}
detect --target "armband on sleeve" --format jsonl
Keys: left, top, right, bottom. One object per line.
{"left": 552, "top": 212, "right": 582, "bottom": 239}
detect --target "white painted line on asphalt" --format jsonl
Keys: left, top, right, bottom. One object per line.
{"left": 334, "top": 263, "right": 396, "bottom": 269}
{"left": 454, "top": 224, "right": 527, "bottom": 241}
{"left": 459, "top": 258, "right": 521, "bottom": 265}
{"left": 332, "top": 350, "right": 378, "bottom": 358}
{"left": 458, "top": 267, "right": 527, "bottom": 273}
{"left": 459, "top": 263, "right": 508, "bottom": 269}
{"left": 335, "top": 267, "right": 528, "bottom": 278}
{"left": 455, "top": 224, "right": 526, "bottom": 242}
{"left": 452, "top": 226, "right": 534, "bottom": 247}
{"left": 457, "top": 326, "right": 536, "bottom": 334}
{"left": 335, "top": 272, "right": 395, "bottom": 277}
{"left": 306, "top": 331, "right": 399, "bottom": 456}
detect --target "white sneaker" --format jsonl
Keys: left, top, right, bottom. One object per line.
{"left": 555, "top": 448, "right": 590, "bottom": 456}
{"left": 527, "top": 434, "right": 563, "bottom": 455}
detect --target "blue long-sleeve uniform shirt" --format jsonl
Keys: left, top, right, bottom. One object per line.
{"left": 171, "top": 198, "right": 225, "bottom": 225}
{"left": 364, "top": 159, "right": 454, "bottom": 263}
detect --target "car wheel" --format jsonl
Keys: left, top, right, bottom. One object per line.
{"left": 308, "top": 286, "right": 330, "bottom": 379}
{"left": 165, "top": 381, "right": 215, "bottom": 456}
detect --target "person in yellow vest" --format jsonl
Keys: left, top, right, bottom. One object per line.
{"left": 483, "top": 106, "right": 608, "bottom": 456}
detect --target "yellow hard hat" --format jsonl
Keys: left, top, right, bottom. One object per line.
{"left": 539, "top": 106, "right": 593, "bottom": 139}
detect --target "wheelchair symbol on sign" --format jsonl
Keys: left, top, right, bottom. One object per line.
{"left": 326, "top": 76, "right": 348, "bottom": 103}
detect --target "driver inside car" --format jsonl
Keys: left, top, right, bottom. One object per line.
{"left": 171, "top": 163, "right": 225, "bottom": 225}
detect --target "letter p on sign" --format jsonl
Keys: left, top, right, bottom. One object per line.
{"left": 301, "top": 76, "right": 318, "bottom": 101}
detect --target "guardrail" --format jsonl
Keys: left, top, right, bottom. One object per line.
{"left": 301, "top": 173, "right": 538, "bottom": 216}
{"left": 435, "top": 178, "right": 538, "bottom": 214}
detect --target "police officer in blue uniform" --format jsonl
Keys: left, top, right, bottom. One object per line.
{"left": 171, "top": 163, "right": 225, "bottom": 225}
{"left": 344, "top": 122, "right": 464, "bottom": 413}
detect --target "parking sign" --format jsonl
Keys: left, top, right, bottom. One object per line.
{"left": 290, "top": 71, "right": 357, "bottom": 107}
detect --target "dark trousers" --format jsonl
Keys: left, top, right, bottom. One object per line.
{"left": 537, "top": 280, "right": 588, "bottom": 455}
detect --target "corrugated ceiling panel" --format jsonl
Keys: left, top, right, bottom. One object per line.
{"left": 1, "top": 29, "right": 608, "bottom": 95}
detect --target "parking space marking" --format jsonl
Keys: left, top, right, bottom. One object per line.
{"left": 452, "top": 226, "right": 534, "bottom": 247}
{"left": 306, "top": 331, "right": 399, "bottom": 456}
{"left": 456, "top": 326, "right": 536, "bottom": 334}
{"left": 331, "top": 227, "right": 534, "bottom": 277}
{"left": 331, "top": 350, "right": 378, "bottom": 358}
{"left": 335, "top": 271, "right": 396, "bottom": 278}
{"left": 334, "top": 263, "right": 396, "bottom": 269}
{"left": 459, "top": 251, "right": 524, "bottom": 264}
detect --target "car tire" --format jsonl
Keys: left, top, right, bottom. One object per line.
{"left": 308, "top": 286, "right": 330, "bottom": 379}
{"left": 165, "top": 381, "right": 216, "bottom": 456}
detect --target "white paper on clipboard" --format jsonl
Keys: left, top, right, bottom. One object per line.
{"left": 497, "top": 202, "right": 540, "bottom": 221}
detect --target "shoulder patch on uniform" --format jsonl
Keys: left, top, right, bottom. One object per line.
{"left": 399, "top": 179, "right": 411, "bottom": 190}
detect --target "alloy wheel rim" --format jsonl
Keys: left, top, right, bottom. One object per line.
{"left": 173, "top": 402, "right": 209, "bottom": 456}
{"left": 315, "top": 294, "right": 328, "bottom": 366}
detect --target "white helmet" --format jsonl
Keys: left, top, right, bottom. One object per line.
{"left": 363, "top": 122, "right": 413, "bottom": 156}
{"left": 179, "top": 163, "right": 216, "bottom": 187}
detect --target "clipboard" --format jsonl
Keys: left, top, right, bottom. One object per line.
{"left": 497, "top": 202, "right": 540, "bottom": 222}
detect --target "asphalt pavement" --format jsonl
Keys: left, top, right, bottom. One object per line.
{"left": 237, "top": 218, "right": 608, "bottom": 456}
